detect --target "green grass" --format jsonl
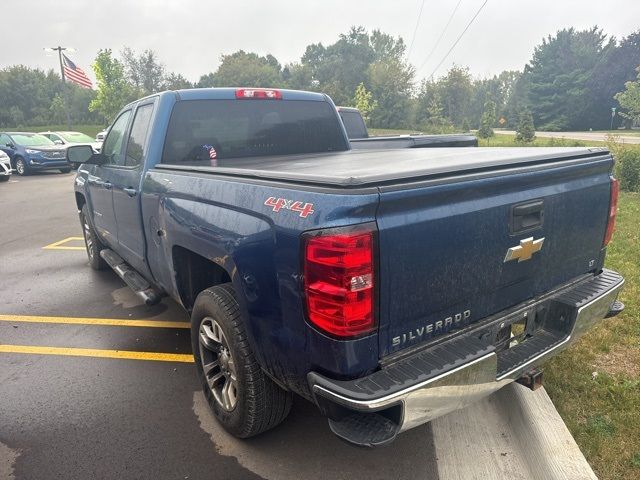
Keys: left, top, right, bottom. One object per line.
{"left": 3, "top": 124, "right": 104, "bottom": 137}
{"left": 542, "top": 192, "right": 640, "bottom": 480}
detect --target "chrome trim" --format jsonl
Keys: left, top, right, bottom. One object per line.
{"left": 312, "top": 352, "right": 497, "bottom": 411}
{"left": 312, "top": 275, "right": 624, "bottom": 433}
{"left": 497, "top": 277, "right": 624, "bottom": 381}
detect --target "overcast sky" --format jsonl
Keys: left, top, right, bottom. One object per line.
{"left": 2, "top": 0, "right": 639, "bottom": 85}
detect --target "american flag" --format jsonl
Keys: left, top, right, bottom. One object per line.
{"left": 62, "top": 54, "right": 93, "bottom": 89}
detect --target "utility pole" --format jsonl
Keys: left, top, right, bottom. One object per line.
{"left": 44, "top": 46, "right": 73, "bottom": 130}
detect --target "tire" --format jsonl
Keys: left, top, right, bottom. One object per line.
{"left": 80, "top": 204, "right": 108, "bottom": 270}
{"left": 0, "top": 175, "right": 9, "bottom": 182}
{"left": 192, "top": 284, "right": 292, "bottom": 438}
{"left": 14, "top": 157, "right": 28, "bottom": 176}
{"left": 59, "top": 167, "right": 71, "bottom": 174}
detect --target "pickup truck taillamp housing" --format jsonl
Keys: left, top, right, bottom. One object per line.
{"left": 303, "top": 224, "right": 377, "bottom": 338}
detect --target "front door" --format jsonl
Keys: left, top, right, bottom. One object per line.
{"left": 111, "top": 101, "right": 155, "bottom": 276}
{"left": 87, "top": 110, "right": 132, "bottom": 247}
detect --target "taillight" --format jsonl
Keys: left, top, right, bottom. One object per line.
{"left": 235, "top": 88, "right": 282, "bottom": 100}
{"left": 603, "top": 177, "right": 619, "bottom": 247}
{"left": 303, "top": 225, "right": 377, "bottom": 338}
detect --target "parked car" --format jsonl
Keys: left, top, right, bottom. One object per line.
{"left": 0, "top": 132, "right": 70, "bottom": 175}
{"left": 0, "top": 149, "right": 12, "bottom": 181}
{"left": 95, "top": 129, "right": 108, "bottom": 142}
{"left": 68, "top": 87, "right": 624, "bottom": 447}
{"left": 40, "top": 131, "right": 102, "bottom": 153}
{"left": 337, "top": 106, "right": 478, "bottom": 148}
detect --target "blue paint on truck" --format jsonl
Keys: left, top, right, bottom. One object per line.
{"left": 70, "top": 87, "right": 625, "bottom": 447}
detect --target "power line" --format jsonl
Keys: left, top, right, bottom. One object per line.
{"left": 407, "top": 0, "right": 427, "bottom": 60}
{"left": 416, "top": 0, "right": 463, "bottom": 73}
{"left": 427, "top": 0, "right": 489, "bottom": 79}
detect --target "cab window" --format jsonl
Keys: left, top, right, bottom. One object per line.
{"left": 102, "top": 111, "right": 132, "bottom": 166}
{"left": 125, "top": 104, "right": 154, "bottom": 167}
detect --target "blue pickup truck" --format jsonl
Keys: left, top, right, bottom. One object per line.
{"left": 68, "top": 87, "right": 625, "bottom": 447}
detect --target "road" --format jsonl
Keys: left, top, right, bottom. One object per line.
{"left": 0, "top": 172, "right": 597, "bottom": 480}
{"left": 496, "top": 129, "right": 640, "bottom": 144}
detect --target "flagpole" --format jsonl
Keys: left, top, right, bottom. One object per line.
{"left": 47, "top": 46, "right": 72, "bottom": 130}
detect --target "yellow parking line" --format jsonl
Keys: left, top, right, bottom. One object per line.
{"left": 0, "top": 314, "right": 190, "bottom": 329}
{"left": 43, "top": 236, "right": 86, "bottom": 250}
{"left": 0, "top": 344, "right": 194, "bottom": 363}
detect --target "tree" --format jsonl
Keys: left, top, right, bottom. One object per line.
{"left": 352, "top": 82, "right": 377, "bottom": 123}
{"left": 163, "top": 72, "right": 193, "bottom": 90}
{"left": 90, "top": 49, "right": 139, "bottom": 123}
{"left": 209, "top": 50, "right": 283, "bottom": 88}
{"left": 477, "top": 100, "right": 496, "bottom": 139}
{"left": 614, "top": 66, "right": 640, "bottom": 125}
{"left": 282, "top": 63, "right": 315, "bottom": 91}
{"left": 367, "top": 58, "right": 413, "bottom": 128}
{"left": 515, "top": 108, "right": 536, "bottom": 142}
{"left": 301, "top": 26, "right": 375, "bottom": 105}
{"left": 121, "top": 47, "right": 164, "bottom": 95}
{"left": 439, "top": 65, "right": 473, "bottom": 127}
{"left": 524, "top": 27, "right": 615, "bottom": 130}
{"left": 587, "top": 30, "right": 640, "bottom": 129}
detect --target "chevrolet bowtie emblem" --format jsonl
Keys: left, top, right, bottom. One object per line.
{"left": 504, "top": 237, "right": 545, "bottom": 263}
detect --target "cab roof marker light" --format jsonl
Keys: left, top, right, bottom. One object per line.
{"left": 235, "top": 88, "right": 282, "bottom": 100}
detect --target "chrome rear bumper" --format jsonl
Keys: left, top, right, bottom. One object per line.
{"left": 309, "top": 269, "right": 624, "bottom": 445}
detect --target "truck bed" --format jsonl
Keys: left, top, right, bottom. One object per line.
{"left": 154, "top": 147, "right": 609, "bottom": 188}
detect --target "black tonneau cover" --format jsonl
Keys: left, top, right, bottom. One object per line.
{"left": 350, "top": 134, "right": 478, "bottom": 149}
{"left": 155, "top": 147, "right": 610, "bottom": 188}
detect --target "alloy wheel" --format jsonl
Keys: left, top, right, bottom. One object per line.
{"left": 198, "top": 317, "right": 238, "bottom": 411}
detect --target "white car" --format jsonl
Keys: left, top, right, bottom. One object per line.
{"left": 40, "top": 131, "right": 103, "bottom": 153}
{"left": 0, "top": 150, "right": 12, "bottom": 181}
{"left": 95, "top": 129, "right": 108, "bottom": 143}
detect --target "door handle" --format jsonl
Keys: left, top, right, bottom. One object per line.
{"left": 88, "top": 178, "right": 106, "bottom": 187}
{"left": 124, "top": 187, "right": 138, "bottom": 197}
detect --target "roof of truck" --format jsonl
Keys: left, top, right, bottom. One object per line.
{"left": 156, "top": 147, "right": 612, "bottom": 188}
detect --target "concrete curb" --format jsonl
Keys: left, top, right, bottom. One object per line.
{"left": 431, "top": 383, "right": 596, "bottom": 480}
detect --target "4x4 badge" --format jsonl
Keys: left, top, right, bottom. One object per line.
{"left": 504, "top": 237, "right": 545, "bottom": 263}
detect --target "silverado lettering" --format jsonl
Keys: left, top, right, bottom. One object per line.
{"left": 392, "top": 310, "right": 472, "bottom": 348}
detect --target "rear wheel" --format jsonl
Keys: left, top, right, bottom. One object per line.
{"left": 0, "top": 176, "right": 9, "bottom": 182}
{"left": 192, "top": 284, "right": 292, "bottom": 438}
{"left": 14, "top": 157, "right": 28, "bottom": 176}
{"left": 80, "top": 204, "right": 107, "bottom": 270}
{"left": 59, "top": 167, "right": 71, "bottom": 174}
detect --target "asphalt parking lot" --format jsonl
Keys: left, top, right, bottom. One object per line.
{"left": 0, "top": 172, "right": 443, "bottom": 480}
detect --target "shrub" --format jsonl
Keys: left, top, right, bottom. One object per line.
{"left": 515, "top": 108, "right": 535, "bottom": 143}
{"left": 616, "top": 147, "right": 640, "bottom": 192}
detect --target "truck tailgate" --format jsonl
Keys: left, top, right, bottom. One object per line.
{"left": 376, "top": 153, "right": 614, "bottom": 357}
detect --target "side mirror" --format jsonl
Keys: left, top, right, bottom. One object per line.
{"left": 5, "top": 143, "right": 14, "bottom": 149}
{"left": 67, "top": 145, "right": 107, "bottom": 166}
{"left": 54, "top": 139, "right": 64, "bottom": 145}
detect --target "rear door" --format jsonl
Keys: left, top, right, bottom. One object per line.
{"left": 375, "top": 155, "right": 613, "bottom": 357}
{"left": 111, "top": 100, "right": 155, "bottom": 277}
{"left": 87, "top": 109, "right": 132, "bottom": 246}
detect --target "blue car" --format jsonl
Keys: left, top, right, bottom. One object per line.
{"left": 0, "top": 132, "right": 71, "bottom": 176}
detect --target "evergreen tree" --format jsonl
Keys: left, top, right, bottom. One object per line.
{"left": 477, "top": 100, "right": 496, "bottom": 139}
{"left": 515, "top": 108, "right": 536, "bottom": 142}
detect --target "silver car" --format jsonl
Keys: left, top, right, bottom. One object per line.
{"left": 0, "top": 149, "right": 12, "bottom": 181}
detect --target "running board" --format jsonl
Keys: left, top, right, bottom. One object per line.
{"left": 99, "top": 249, "right": 163, "bottom": 306}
